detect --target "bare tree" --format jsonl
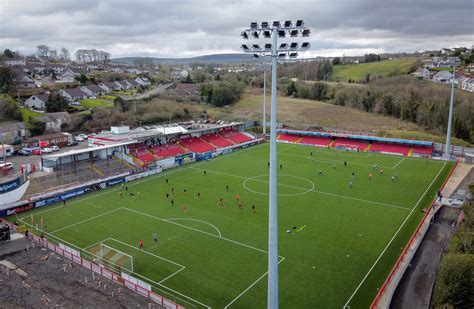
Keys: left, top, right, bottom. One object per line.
{"left": 36, "top": 45, "right": 50, "bottom": 58}
{"left": 48, "top": 50, "right": 58, "bottom": 59}
{"left": 61, "top": 47, "right": 70, "bottom": 61}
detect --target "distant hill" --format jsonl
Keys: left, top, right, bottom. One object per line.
{"left": 112, "top": 53, "right": 257, "bottom": 65}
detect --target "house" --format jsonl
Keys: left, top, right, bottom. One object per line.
{"left": 80, "top": 85, "right": 106, "bottom": 97}
{"left": 466, "top": 63, "right": 474, "bottom": 73}
{"left": 24, "top": 93, "right": 50, "bottom": 110}
{"left": 413, "top": 67, "right": 430, "bottom": 79}
{"left": 126, "top": 79, "right": 139, "bottom": 88}
{"left": 113, "top": 81, "right": 125, "bottom": 91}
{"left": 22, "top": 132, "right": 70, "bottom": 148}
{"left": 98, "top": 81, "right": 118, "bottom": 92}
{"left": 447, "top": 57, "right": 461, "bottom": 67}
{"left": 70, "top": 67, "right": 88, "bottom": 76}
{"left": 432, "top": 70, "right": 452, "bottom": 83}
{"left": 17, "top": 75, "right": 36, "bottom": 88}
{"left": 135, "top": 77, "right": 151, "bottom": 86}
{"left": 4, "top": 59, "right": 26, "bottom": 66}
{"left": 56, "top": 69, "right": 77, "bottom": 83}
{"left": 33, "top": 112, "right": 71, "bottom": 133}
{"left": 461, "top": 78, "right": 474, "bottom": 93}
{"left": 171, "top": 69, "right": 189, "bottom": 80}
{"left": 59, "top": 88, "right": 88, "bottom": 102}
{"left": 0, "top": 122, "right": 27, "bottom": 144}
{"left": 49, "top": 64, "right": 66, "bottom": 75}
{"left": 455, "top": 74, "right": 470, "bottom": 88}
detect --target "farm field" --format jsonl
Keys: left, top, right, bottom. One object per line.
{"left": 333, "top": 58, "right": 417, "bottom": 81}
{"left": 9, "top": 143, "right": 453, "bottom": 308}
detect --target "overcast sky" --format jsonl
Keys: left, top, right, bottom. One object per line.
{"left": 0, "top": 0, "right": 472, "bottom": 59}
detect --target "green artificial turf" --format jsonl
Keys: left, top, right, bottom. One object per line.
{"left": 9, "top": 143, "right": 453, "bottom": 308}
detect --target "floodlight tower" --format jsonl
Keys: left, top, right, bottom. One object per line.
{"left": 444, "top": 63, "right": 456, "bottom": 159}
{"left": 241, "top": 20, "right": 310, "bottom": 309}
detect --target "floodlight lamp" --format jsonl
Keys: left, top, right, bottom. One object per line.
{"left": 263, "top": 30, "right": 271, "bottom": 38}
{"left": 278, "top": 30, "right": 285, "bottom": 38}
{"left": 261, "top": 22, "right": 269, "bottom": 29}
{"left": 241, "top": 31, "right": 249, "bottom": 39}
{"left": 241, "top": 44, "right": 250, "bottom": 51}
{"left": 252, "top": 31, "right": 260, "bottom": 39}
{"left": 253, "top": 54, "right": 260, "bottom": 58}
{"left": 264, "top": 43, "right": 272, "bottom": 51}
{"left": 301, "top": 42, "right": 310, "bottom": 49}
{"left": 272, "top": 21, "right": 281, "bottom": 28}
{"left": 279, "top": 43, "right": 288, "bottom": 50}
{"left": 284, "top": 20, "right": 292, "bottom": 28}
{"left": 278, "top": 53, "right": 287, "bottom": 58}
{"left": 290, "top": 30, "right": 298, "bottom": 37}
{"left": 290, "top": 42, "right": 299, "bottom": 49}
{"left": 250, "top": 22, "right": 258, "bottom": 29}
{"left": 252, "top": 44, "right": 261, "bottom": 50}
{"left": 302, "top": 29, "right": 311, "bottom": 37}
{"left": 296, "top": 20, "right": 304, "bottom": 27}
{"left": 289, "top": 52, "right": 298, "bottom": 58}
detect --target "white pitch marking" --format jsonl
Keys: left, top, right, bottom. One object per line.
{"left": 392, "top": 157, "right": 405, "bottom": 169}
{"left": 166, "top": 218, "right": 222, "bottom": 238}
{"left": 49, "top": 207, "right": 124, "bottom": 234}
{"left": 342, "top": 160, "right": 447, "bottom": 308}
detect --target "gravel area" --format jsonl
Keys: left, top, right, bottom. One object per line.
{"left": 0, "top": 245, "right": 160, "bottom": 308}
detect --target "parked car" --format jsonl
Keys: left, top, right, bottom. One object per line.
{"left": 67, "top": 140, "right": 79, "bottom": 147}
{"left": 31, "top": 149, "right": 41, "bottom": 155}
{"left": 51, "top": 145, "right": 60, "bottom": 152}
{"left": 76, "top": 136, "right": 85, "bottom": 142}
{"left": 0, "top": 161, "right": 13, "bottom": 170}
{"left": 41, "top": 148, "right": 53, "bottom": 154}
{"left": 70, "top": 101, "right": 80, "bottom": 106}
{"left": 78, "top": 134, "right": 88, "bottom": 139}
{"left": 17, "top": 149, "right": 31, "bottom": 156}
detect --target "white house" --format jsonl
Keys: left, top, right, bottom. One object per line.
{"left": 56, "top": 69, "right": 76, "bottom": 83}
{"left": 466, "top": 63, "right": 474, "bottom": 73}
{"left": 413, "top": 67, "right": 430, "bottom": 79}
{"left": 49, "top": 64, "right": 66, "bottom": 75}
{"left": 59, "top": 88, "right": 88, "bottom": 102}
{"left": 461, "top": 78, "right": 474, "bottom": 93}
{"left": 80, "top": 85, "right": 106, "bottom": 97}
{"left": 24, "top": 93, "right": 50, "bottom": 110}
{"left": 432, "top": 70, "right": 452, "bottom": 83}
{"left": 171, "top": 69, "right": 189, "bottom": 80}
{"left": 135, "top": 77, "right": 151, "bottom": 86}
{"left": 113, "top": 81, "right": 125, "bottom": 91}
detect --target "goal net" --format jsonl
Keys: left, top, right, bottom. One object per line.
{"left": 89, "top": 243, "right": 134, "bottom": 274}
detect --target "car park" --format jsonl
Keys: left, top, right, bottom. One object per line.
{"left": 67, "top": 140, "right": 79, "bottom": 147}
{"left": 41, "top": 148, "right": 53, "bottom": 154}
{"left": 31, "top": 149, "right": 41, "bottom": 155}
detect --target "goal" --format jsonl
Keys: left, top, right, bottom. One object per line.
{"left": 89, "top": 243, "right": 134, "bottom": 274}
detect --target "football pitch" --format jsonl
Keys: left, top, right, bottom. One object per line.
{"left": 10, "top": 143, "right": 454, "bottom": 308}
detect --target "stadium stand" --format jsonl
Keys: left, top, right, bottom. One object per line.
{"left": 278, "top": 133, "right": 300, "bottom": 143}
{"left": 221, "top": 130, "right": 253, "bottom": 144}
{"left": 411, "top": 145, "right": 434, "bottom": 156}
{"left": 333, "top": 137, "right": 369, "bottom": 150}
{"left": 152, "top": 144, "right": 188, "bottom": 158}
{"left": 299, "top": 135, "right": 331, "bottom": 146}
{"left": 202, "top": 133, "right": 234, "bottom": 148}
{"left": 370, "top": 143, "right": 411, "bottom": 156}
{"left": 180, "top": 137, "right": 215, "bottom": 153}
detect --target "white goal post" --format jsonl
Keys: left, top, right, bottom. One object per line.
{"left": 91, "top": 243, "right": 134, "bottom": 273}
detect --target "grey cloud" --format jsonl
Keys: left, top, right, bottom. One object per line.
{"left": 0, "top": 0, "right": 472, "bottom": 58}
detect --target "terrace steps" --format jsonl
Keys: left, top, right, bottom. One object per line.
{"left": 112, "top": 155, "right": 135, "bottom": 169}
{"left": 407, "top": 148, "right": 414, "bottom": 157}
{"left": 219, "top": 134, "right": 236, "bottom": 144}
{"left": 296, "top": 137, "right": 302, "bottom": 143}
{"left": 364, "top": 144, "right": 372, "bottom": 152}
{"left": 88, "top": 164, "right": 105, "bottom": 177}
{"left": 328, "top": 140, "right": 335, "bottom": 147}
{"left": 200, "top": 137, "right": 218, "bottom": 149}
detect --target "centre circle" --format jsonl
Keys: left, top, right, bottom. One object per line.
{"left": 243, "top": 174, "right": 315, "bottom": 197}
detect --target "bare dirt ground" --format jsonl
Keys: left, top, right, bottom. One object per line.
{"left": 0, "top": 245, "right": 159, "bottom": 308}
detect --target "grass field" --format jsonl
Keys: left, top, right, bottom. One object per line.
{"left": 333, "top": 58, "right": 417, "bottom": 81}
{"left": 79, "top": 98, "right": 114, "bottom": 108}
{"left": 20, "top": 107, "right": 44, "bottom": 121}
{"left": 10, "top": 143, "right": 453, "bottom": 308}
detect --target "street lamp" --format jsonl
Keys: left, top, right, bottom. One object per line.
{"left": 241, "top": 20, "right": 310, "bottom": 309}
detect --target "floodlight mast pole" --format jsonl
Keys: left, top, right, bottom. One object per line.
{"left": 444, "top": 64, "right": 455, "bottom": 159}
{"left": 268, "top": 24, "right": 279, "bottom": 309}
{"left": 263, "top": 63, "right": 267, "bottom": 137}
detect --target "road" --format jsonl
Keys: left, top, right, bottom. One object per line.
{"left": 117, "top": 83, "right": 173, "bottom": 101}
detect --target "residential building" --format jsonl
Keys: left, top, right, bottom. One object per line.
{"left": 98, "top": 81, "right": 117, "bottom": 93}
{"left": 17, "top": 75, "right": 36, "bottom": 88}
{"left": 461, "top": 78, "right": 474, "bottom": 93}
{"left": 413, "top": 67, "right": 430, "bottom": 79}
{"left": 466, "top": 63, "right": 474, "bottom": 73}
{"left": 432, "top": 70, "right": 452, "bottom": 83}
{"left": 24, "top": 93, "right": 50, "bottom": 110}
{"left": 171, "top": 69, "right": 189, "bottom": 80}
{"left": 0, "top": 122, "right": 27, "bottom": 144}
{"left": 80, "top": 85, "right": 106, "bottom": 97}
{"left": 59, "top": 88, "right": 88, "bottom": 102}
{"left": 4, "top": 59, "right": 26, "bottom": 66}
{"left": 56, "top": 69, "right": 77, "bottom": 83}
{"left": 113, "top": 81, "right": 125, "bottom": 91}
{"left": 135, "top": 77, "right": 151, "bottom": 86}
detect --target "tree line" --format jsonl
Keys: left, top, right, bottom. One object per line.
{"left": 285, "top": 76, "right": 474, "bottom": 144}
